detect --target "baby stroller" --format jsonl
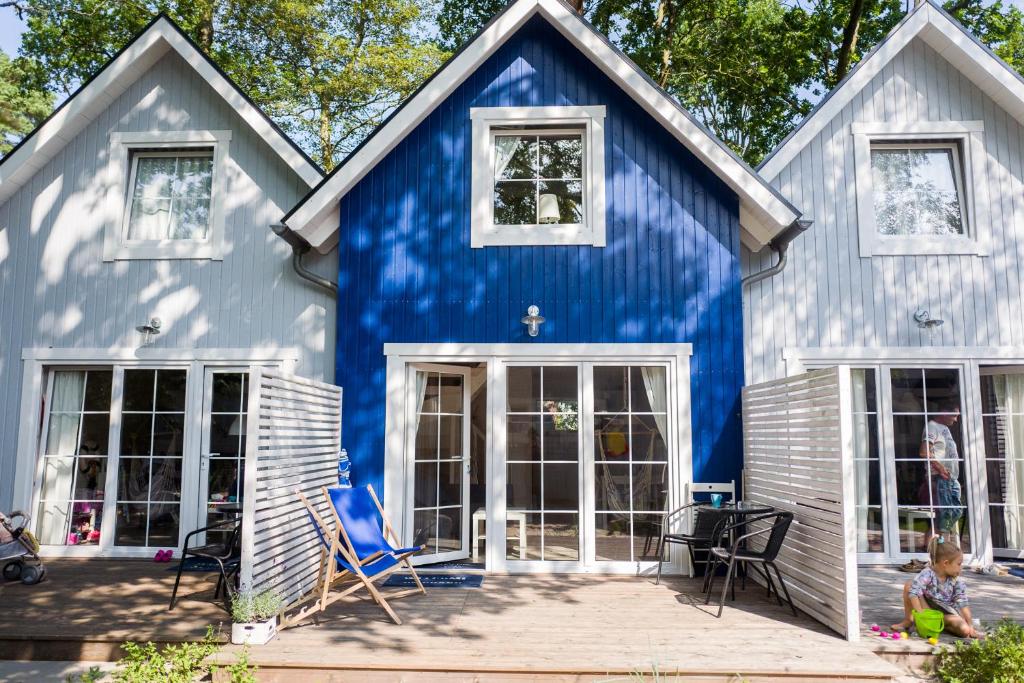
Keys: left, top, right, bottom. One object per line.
{"left": 1, "top": 511, "right": 45, "bottom": 585}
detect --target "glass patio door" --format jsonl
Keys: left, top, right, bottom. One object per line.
{"left": 845, "top": 364, "right": 982, "bottom": 563}
{"left": 407, "top": 365, "right": 471, "bottom": 565}
{"left": 494, "top": 362, "right": 671, "bottom": 571}
{"left": 197, "top": 369, "right": 249, "bottom": 544}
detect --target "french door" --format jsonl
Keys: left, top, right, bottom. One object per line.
{"left": 493, "top": 362, "right": 672, "bottom": 572}
{"left": 406, "top": 364, "right": 472, "bottom": 565}
{"left": 197, "top": 369, "right": 249, "bottom": 544}
{"left": 852, "top": 365, "right": 975, "bottom": 562}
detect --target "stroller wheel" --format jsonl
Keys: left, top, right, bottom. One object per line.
{"left": 3, "top": 560, "right": 22, "bottom": 581}
{"left": 20, "top": 564, "right": 44, "bottom": 585}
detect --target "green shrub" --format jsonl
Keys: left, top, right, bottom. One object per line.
{"left": 230, "top": 589, "right": 283, "bottom": 623}
{"left": 931, "top": 619, "right": 1024, "bottom": 683}
{"left": 112, "top": 626, "right": 220, "bottom": 683}
{"left": 213, "top": 647, "right": 259, "bottom": 683}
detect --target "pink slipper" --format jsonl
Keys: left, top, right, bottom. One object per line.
{"left": 162, "top": 550, "right": 173, "bottom": 563}
{"left": 153, "top": 550, "right": 166, "bottom": 562}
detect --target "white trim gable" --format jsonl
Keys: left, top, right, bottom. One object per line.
{"left": 284, "top": 0, "right": 800, "bottom": 253}
{"left": 0, "top": 16, "right": 322, "bottom": 207}
{"left": 760, "top": 1, "right": 1024, "bottom": 181}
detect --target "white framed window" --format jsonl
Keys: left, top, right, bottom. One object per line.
{"left": 470, "top": 106, "right": 606, "bottom": 247}
{"left": 104, "top": 131, "right": 231, "bottom": 261}
{"left": 852, "top": 121, "right": 988, "bottom": 257}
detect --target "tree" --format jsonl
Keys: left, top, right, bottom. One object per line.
{"left": 0, "top": 52, "right": 52, "bottom": 156}
{"left": 6, "top": 0, "right": 444, "bottom": 169}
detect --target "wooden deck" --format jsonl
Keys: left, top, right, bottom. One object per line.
{"left": 0, "top": 559, "right": 226, "bottom": 661}
{"left": 213, "top": 572, "right": 899, "bottom": 682}
{"left": 0, "top": 560, "right": 906, "bottom": 681}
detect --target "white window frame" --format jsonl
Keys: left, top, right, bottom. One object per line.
{"left": 12, "top": 347, "right": 298, "bottom": 559}
{"left": 382, "top": 343, "right": 693, "bottom": 575}
{"left": 103, "top": 130, "right": 231, "bottom": 261}
{"left": 470, "top": 106, "right": 606, "bottom": 248}
{"left": 851, "top": 121, "right": 988, "bottom": 257}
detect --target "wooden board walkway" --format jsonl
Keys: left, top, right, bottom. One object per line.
{"left": 211, "top": 573, "right": 899, "bottom": 682}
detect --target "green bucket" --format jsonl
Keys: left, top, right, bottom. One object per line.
{"left": 914, "top": 609, "right": 945, "bottom": 639}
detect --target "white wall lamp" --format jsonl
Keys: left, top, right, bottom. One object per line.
{"left": 136, "top": 317, "right": 162, "bottom": 346}
{"left": 521, "top": 305, "right": 545, "bottom": 337}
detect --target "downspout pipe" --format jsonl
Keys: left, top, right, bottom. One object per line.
{"left": 270, "top": 223, "right": 339, "bottom": 295}
{"left": 741, "top": 219, "right": 812, "bottom": 288}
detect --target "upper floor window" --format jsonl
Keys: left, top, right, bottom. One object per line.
{"left": 125, "top": 152, "right": 214, "bottom": 242}
{"left": 104, "top": 131, "right": 231, "bottom": 261}
{"left": 870, "top": 143, "right": 966, "bottom": 237}
{"left": 852, "top": 121, "right": 987, "bottom": 257}
{"left": 470, "top": 106, "right": 605, "bottom": 247}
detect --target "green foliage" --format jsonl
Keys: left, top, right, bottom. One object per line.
{"left": 212, "top": 647, "right": 259, "bottom": 683}
{"left": 112, "top": 625, "right": 220, "bottom": 683}
{"left": 230, "top": 588, "right": 282, "bottom": 623}
{"left": 64, "top": 666, "right": 104, "bottom": 683}
{"left": 9, "top": 0, "right": 444, "bottom": 169}
{"left": 0, "top": 51, "right": 53, "bottom": 156}
{"left": 931, "top": 619, "right": 1024, "bottom": 683}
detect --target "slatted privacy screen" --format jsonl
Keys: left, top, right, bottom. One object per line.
{"left": 742, "top": 367, "right": 859, "bottom": 641}
{"left": 239, "top": 368, "right": 342, "bottom": 607}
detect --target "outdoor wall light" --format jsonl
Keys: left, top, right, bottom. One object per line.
{"left": 136, "top": 317, "right": 162, "bottom": 346}
{"left": 521, "top": 305, "right": 545, "bottom": 337}
{"left": 913, "top": 308, "right": 944, "bottom": 332}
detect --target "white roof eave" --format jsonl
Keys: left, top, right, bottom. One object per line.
{"left": 286, "top": 0, "right": 800, "bottom": 253}
{"left": 0, "top": 16, "right": 323, "bottom": 207}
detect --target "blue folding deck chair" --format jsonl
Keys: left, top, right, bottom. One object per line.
{"left": 283, "top": 484, "right": 426, "bottom": 627}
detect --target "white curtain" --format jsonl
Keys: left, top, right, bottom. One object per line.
{"left": 415, "top": 371, "right": 428, "bottom": 418}
{"left": 640, "top": 367, "right": 669, "bottom": 448}
{"left": 993, "top": 375, "right": 1024, "bottom": 549}
{"left": 493, "top": 136, "right": 521, "bottom": 179}
{"left": 851, "top": 370, "right": 871, "bottom": 552}
{"left": 38, "top": 371, "right": 86, "bottom": 544}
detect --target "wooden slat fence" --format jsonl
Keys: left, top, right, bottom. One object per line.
{"left": 742, "top": 367, "right": 860, "bottom": 641}
{"left": 239, "top": 368, "right": 342, "bottom": 607}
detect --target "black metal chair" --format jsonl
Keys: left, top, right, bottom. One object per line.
{"left": 703, "top": 511, "right": 797, "bottom": 618}
{"left": 168, "top": 518, "right": 242, "bottom": 611}
{"left": 655, "top": 503, "right": 733, "bottom": 585}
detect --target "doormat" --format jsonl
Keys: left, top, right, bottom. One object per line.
{"left": 168, "top": 557, "right": 235, "bottom": 572}
{"left": 383, "top": 574, "right": 483, "bottom": 589}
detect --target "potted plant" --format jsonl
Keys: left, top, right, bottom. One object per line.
{"left": 230, "top": 589, "right": 282, "bottom": 645}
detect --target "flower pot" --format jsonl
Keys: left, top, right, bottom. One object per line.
{"left": 231, "top": 617, "right": 277, "bottom": 645}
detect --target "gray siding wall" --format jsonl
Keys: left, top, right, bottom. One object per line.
{"left": 0, "top": 51, "right": 336, "bottom": 510}
{"left": 744, "top": 36, "right": 1024, "bottom": 383}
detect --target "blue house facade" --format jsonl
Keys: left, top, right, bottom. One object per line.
{"left": 283, "top": 0, "right": 801, "bottom": 572}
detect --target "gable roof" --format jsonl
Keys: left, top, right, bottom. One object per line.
{"left": 282, "top": 0, "right": 801, "bottom": 253}
{"left": 0, "top": 14, "right": 323, "bottom": 206}
{"left": 760, "top": 0, "right": 1024, "bottom": 180}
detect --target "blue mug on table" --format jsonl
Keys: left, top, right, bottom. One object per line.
{"left": 710, "top": 493, "right": 723, "bottom": 508}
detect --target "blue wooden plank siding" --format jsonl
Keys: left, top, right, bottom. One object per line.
{"left": 335, "top": 15, "right": 744, "bottom": 498}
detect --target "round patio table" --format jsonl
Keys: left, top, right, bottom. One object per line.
{"left": 696, "top": 501, "right": 776, "bottom": 584}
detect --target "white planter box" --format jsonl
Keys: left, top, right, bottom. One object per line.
{"left": 231, "top": 618, "right": 277, "bottom": 645}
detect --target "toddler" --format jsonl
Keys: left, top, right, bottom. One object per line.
{"left": 891, "top": 536, "right": 982, "bottom": 639}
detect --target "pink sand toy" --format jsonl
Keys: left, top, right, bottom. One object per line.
{"left": 870, "top": 624, "right": 880, "bottom": 632}
{"left": 880, "top": 631, "right": 890, "bottom": 638}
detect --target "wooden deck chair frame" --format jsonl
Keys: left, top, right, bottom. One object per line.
{"left": 280, "top": 484, "right": 426, "bottom": 627}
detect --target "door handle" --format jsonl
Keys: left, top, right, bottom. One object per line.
{"left": 201, "top": 453, "right": 219, "bottom": 472}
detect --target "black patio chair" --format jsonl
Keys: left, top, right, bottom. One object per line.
{"left": 168, "top": 517, "right": 241, "bottom": 612}
{"left": 654, "top": 503, "right": 733, "bottom": 586}
{"left": 703, "top": 511, "right": 797, "bottom": 618}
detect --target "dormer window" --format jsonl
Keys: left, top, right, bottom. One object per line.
{"left": 471, "top": 106, "right": 605, "bottom": 247}
{"left": 104, "top": 130, "right": 231, "bottom": 260}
